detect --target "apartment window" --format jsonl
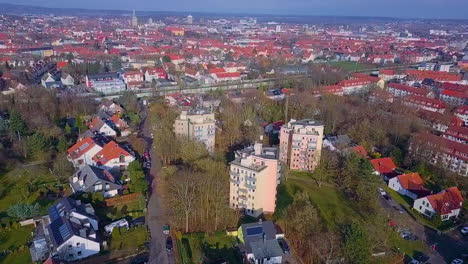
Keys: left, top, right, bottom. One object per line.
{"left": 68, "top": 245, "right": 72, "bottom": 248}
{"left": 419, "top": 206, "right": 422, "bottom": 210}
{"left": 77, "top": 251, "right": 82, "bottom": 256}
{"left": 76, "top": 242, "right": 81, "bottom": 246}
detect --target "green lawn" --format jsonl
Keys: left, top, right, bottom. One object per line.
{"left": 388, "top": 231, "right": 427, "bottom": 258}
{"left": 179, "top": 232, "right": 241, "bottom": 264}
{"left": 325, "top": 61, "right": 377, "bottom": 72}
{"left": 110, "top": 226, "right": 149, "bottom": 251}
{"left": 280, "top": 177, "right": 360, "bottom": 230}
{"left": 98, "top": 196, "right": 146, "bottom": 222}
{"left": 0, "top": 226, "right": 34, "bottom": 264}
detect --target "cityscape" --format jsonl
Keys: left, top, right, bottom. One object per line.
{"left": 0, "top": 1, "right": 467, "bottom": 264}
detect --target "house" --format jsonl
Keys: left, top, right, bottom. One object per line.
{"left": 338, "top": 78, "right": 372, "bottom": 94}
{"left": 351, "top": 145, "right": 368, "bottom": 158}
{"left": 70, "top": 165, "right": 122, "bottom": 198}
{"left": 455, "top": 105, "right": 468, "bottom": 126}
{"left": 440, "top": 89, "right": 467, "bottom": 106}
{"left": 61, "top": 73, "right": 75, "bottom": 86}
{"left": 388, "top": 173, "right": 430, "bottom": 200}
{"left": 413, "top": 187, "right": 463, "bottom": 221}
{"left": 212, "top": 72, "right": 241, "bottom": 82}
{"left": 67, "top": 137, "right": 103, "bottom": 168}
{"left": 370, "top": 157, "right": 398, "bottom": 179}
{"left": 41, "top": 72, "right": 59, "bottom": 88}
{"left": 98, "top": 100, "right": 125, "bottom": 115}
{"left": 265, "top": 89, "right": 285, "bottom": 101}
{"left": 122, "top": 70, "right": 144, "bottom": 89}
{"left": 46, "top": 198, "right": 100, "bottom": 261}
{"left": 238, "top": 220, "right": 284, "bottom": 264}
{"left": 323, "top": 134, "right": 351, "bottom": 152}
{"left": 403, "top": 95, "right": 446, "bottom": 113}
{"left": 144, "top": 67, "right": 167, "bottom": 82}
{"left": 88, "top": 117, "right": 117, "bottom": 137}
{"left": 173, "top": 109, "right": 216, "bottom": 153}
{"left": 92, "top": 141, "right": 135, "bottom": 172}
{"left": 416, "top": 109, "right": 462, "bottom": 133}
{"left": 442, "top": 126, "right": 468, "bottom": 144}
{"left": 387, "top": 83, "right": 429, "bottom": 97}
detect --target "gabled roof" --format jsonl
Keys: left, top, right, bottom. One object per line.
{"left": 426, "top": 187, "right": 463, "bottom": 215}
{"left": 67, "top": 137, "right": 102, "bottom": 160}
{"left": 396, "top": 173, "right": 427, "bottom": 192}
{"left": 370, "top": 157, "right": 397, "bottom": 174}
{"left": 70, "top": 165, "right": 121, "bottom": 193}
{"left": 92, "top": 141, "right": 132, "bottom": 165}
{"left": 351, "top": 145, "right": 368, "bottom": 157}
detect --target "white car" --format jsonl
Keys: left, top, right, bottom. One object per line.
{"left": 451, "top": 259, "right": 464, "bottom": 264}
{"left": 378, "top": 188, "right": 387, "bottom": 196}
{"left": 461, "top": 226, "right": 468, "bottom": 235}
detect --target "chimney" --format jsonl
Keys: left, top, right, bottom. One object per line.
{"left": 254, "top": 142, "right": 262, "bottom": 156}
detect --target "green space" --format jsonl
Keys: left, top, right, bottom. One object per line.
{"left": 178, "top": 232, "right": 241, "bottom": 264}
{"left": 277, "top": 177, "right": 428, "bottom": 259}
{"left": 324, "top": 61, "right": 377, "bottom": 72}
{"left": 100, "top": 197, "right": 146, "bottom": 222}
{"left": 385, "top": 188, "right": 454, "bottom": 231}
{"left": 0, "top": 225, "right": 34, "bottom": 264}
{"left": 110, "top": 226, "right": 149, "bottom": 251}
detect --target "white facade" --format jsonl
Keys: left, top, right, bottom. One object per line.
{"left": 55, "top": 235, "right": 100, "bottom": 261}
{"left": 69, "top": 145, "right": 103, "bottom": 168}
{"left": 388, "top": 177, "right": 418, "bottom": 200}
{"left": 174, "top": 110, "right": 216, "bottom": 153}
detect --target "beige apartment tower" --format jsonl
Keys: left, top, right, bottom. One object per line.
{"left": 279, "top": 119, "right": 324, "bottom": 172}
{"left": 173, "top": 109, "right": 216, "bottom": 152}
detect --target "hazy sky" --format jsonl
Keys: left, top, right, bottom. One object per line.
{"left": 3, "top": 0, "right": 468, "bottom": 19}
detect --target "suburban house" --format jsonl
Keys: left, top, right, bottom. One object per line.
{"left": 98, "top": 100, "right": 125, "bottom": 115}
{"left": 265, "top": 89, "right": 286, "bottom": 101}
{"left": 144, "top": 67, "right": 167, "bottom": 82}
{"left": 229, "top": 143, "right": 281, "bottom": 217}
{"left": 388, "top": 173, "right": 430, "bottom": 200}
{"left": 61, "top": 73, "right": 75, "bottom": 86}
{"left": 238, "top": 220, "right": 284, "bottom": 264}
{"left": 413, "top": 187, "right": 463, "bottom": 221}
{"left": 122, "top": 70, "right": 144, "bottom": 89}
{"left": 370, "top": 157, "right": 398, "bottom": 180}
{"left": 92, "top": 141, "right": 135, "bottom": 172}
{"left": 88, "top": 117, "right": 117, "bottom": 137}
{"left": 46, "top": 198, "right": 100, "bottom": 261}
{"left": 279, "top": 119, "right": 324, "bottom": 172}
{"left": 70, "top": 165, "right": 122, "bottom": 198}
{"left": 67, "top": 137, "right": 103, "bottom": 168}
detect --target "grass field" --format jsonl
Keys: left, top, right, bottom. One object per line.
{"left": 179, "top": 232, "right": 241, "bottom": 264}
{"left": 0, "top": 226, "right": 34, "bottom": 264}
{"left": 110, "top": 226, "right": 149, "bottom": 251}
{"left": 277, "top": 177, "right": 428, "bottom": 259}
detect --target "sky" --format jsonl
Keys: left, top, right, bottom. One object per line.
{"left": 3, "top": 0, "right": 468, "bottom": 19}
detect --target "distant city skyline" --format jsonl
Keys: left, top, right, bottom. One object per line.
{"left": 1, "top": 0, "right": 468, "bottom": 19}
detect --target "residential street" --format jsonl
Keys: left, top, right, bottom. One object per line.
{"left": 378, "top": 194, "right": 468, "bottom": 263}
{"left": 138, "top": 103, "right": 175, "bottom": 264}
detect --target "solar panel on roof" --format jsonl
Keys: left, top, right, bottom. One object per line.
{"left": 58, "top": 224, "right": 72, "bottom": 241}
{"left": 246, "top": 226, "right": 263, "bottom": 236}
{"left": 49, "top": 207, "right": 59, "bottom": 221}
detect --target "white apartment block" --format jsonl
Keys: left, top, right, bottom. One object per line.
{"left": 174, "top": 109, "right": 216, "bottom": 152}
{"left": 229, "top": 143, "right": 281, "bottom": 218}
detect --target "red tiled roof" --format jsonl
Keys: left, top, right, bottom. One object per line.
{"left": 92, "top": 141, "right": 132, "bottom": 165}
{"left": 406, "top": 70, "right": 462, "bottom": 82}
{"left": 443, "top": 126, "right": 468, "bottom": 141}
{"left": 351, "top": 145, "right": 368, "bottom": 157}
{"left": 397, "top": 172, "right": 425, "bottom": 190}
{"left": 404, "top": 95, "right": 446, "bottom": 110}
{"left": 414, "top": 133, "right": 468, "bottom": 162}
{"left": 67, "top": 137, "right": 100, "bottom": 160}
{"left": 455, "top": 105, "right": 468, "bottom": 115}
{"left": 426, "top": 187, "right": 463, "bottom": 215}
{"left": 370, "top": 157, "right": 397, "bottom": 174}
{"left": 387, "top": 83, "right": 429, "bottom": 97}
{"left": 441, "top": 89, "right": 468, "bottom": 99}
{"left": 215, "top": 72, "right": 241, "bottom": 78}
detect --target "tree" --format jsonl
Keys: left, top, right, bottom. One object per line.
{"left": 9, "top": 110, "right": 27, "bottom": 140}
{"left": 343, "top": 223, "right": 371, "bottom": 264}
{"left": 127, "top": 161, "right": 147, "bottom": 194}
{"left": 25, "top": 133, "right": 49, "bottom": 159}
{"left": 112, "top": 56, "right": 122, "bottom": 71}
{"left": 162, "top": 55, "right": 171, "bottom": 63}
{"left": 169, "top": 170, "right": 197, "bottom": 233}
{"left": 52, "top": 153, "right": 74, "bottom": 183}
{"left": 7, "top": 203, "right": 41, "bottom": 220}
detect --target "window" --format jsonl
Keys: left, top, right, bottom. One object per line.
{"left": 76, "top": 242, "right": 81, "bottom": 246}
{"left": 77, "top": 251, "right": 82, "bottom": 256}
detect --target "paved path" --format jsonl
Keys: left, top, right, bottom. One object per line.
{"left": 138, "top": 103, "right": 175, "bottom": 264}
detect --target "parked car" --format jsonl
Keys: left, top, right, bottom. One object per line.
{"left": 378, "top": 188, "right": 387, "bottom": 196}
{"left": 278, "top": 239, "right": 290, "bottom": 254}
{"left": 166, "top": 236, "right": 173, "bottom": 251}
{"left": 451, "top": 259, "right": 463, "bottom": 264}
{"left": 131, "top": 217, "right": 145, "bottom": 227}
{"left": 461, "top": 227, "right": 468, "bottom": 236}
{"left": 163, "top": 224, "right": 170, "bottom": 235}
{"left": 144, "top": 162, "right": 151, "bottom": 169}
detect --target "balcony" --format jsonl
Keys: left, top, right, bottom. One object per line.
{"left": 239, "top": 188, "right": 247, "bottom": 193}
{"left": 245, "top": 183, "right": 256, "bottom": 190}
{"left": 245, "top": 176, "right": 256, "bottom": 182}
{"left": 230, "top": 178, "right": 240, "bottom": 185}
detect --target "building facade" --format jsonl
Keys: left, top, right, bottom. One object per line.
{"left": 279, "top": 119, "right": 324, "bottom": 172}
{"left": 229, "top": 143, "right": 281, "bottom": 217}
{"left": 173, "top": 109, "right": 216, "bottom": 152}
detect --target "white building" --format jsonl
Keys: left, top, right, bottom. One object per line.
{"left": 174, "top": 109, "right": 216, "bottom": 153}
{"left": 47, "top": 198, "right": 100, "bottom": 261}
{"left": 67, "top": 137, "right": 103, "bottom": 168}
{"left": 413, "top": 187, "right": 463, "bottom": 221}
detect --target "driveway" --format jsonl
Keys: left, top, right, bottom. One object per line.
{"left": 378, "top": 192, "right": 467, "bottom": 263}
{"left": 138, "top": 102, "right": 175, "bottom": 264}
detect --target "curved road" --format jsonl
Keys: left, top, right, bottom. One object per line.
{"left": 138, "top": 103, "right": 175, "bottom": 264}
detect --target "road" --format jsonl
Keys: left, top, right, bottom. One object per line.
{"left": 378, "top": 193, "right": 468, "bottom": 263}
{"left": 138, "top": 102, "right": 175, "bottom": 264}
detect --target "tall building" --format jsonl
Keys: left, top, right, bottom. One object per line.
{"left": 229, "top": 143, "right": 281, "bottom": 217}
{"left": 187, "top": 14, "right": 193, "bottom": 24}
{"left": 131, "top": 10, "right": 138, "bottom": 27}
{"left": 279, "top": 119, "right": 324, "bottom": 172}
{"left": 173, "top": 109, "right": 216, "bottom": 152}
